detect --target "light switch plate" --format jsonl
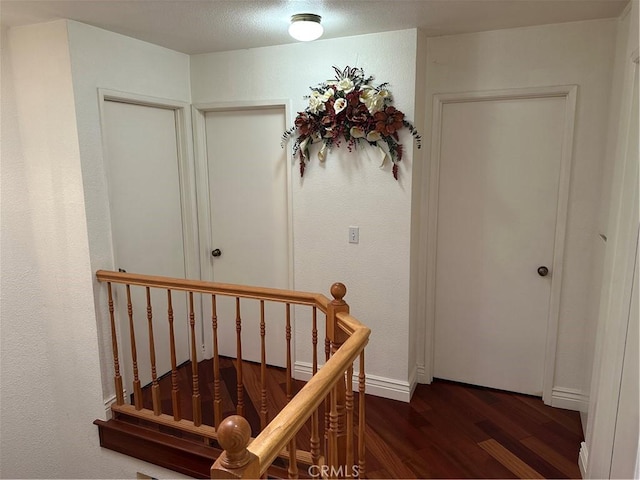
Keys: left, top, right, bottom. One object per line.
{"left": 349, "top": 226, "right": 359, "bottom": 244}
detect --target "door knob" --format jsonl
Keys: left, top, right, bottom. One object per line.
{"left": 211, "top": 249, "right": 222, "bottom": 258}
{"left": 537, "top": 266, "right": 549, "bottom": 277}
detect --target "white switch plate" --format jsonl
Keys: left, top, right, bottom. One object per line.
{"left": 349, "top": 226, "right": 359, "bottom": 244}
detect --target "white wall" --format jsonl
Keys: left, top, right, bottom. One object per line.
{"left": 417, "top": 19, "right": 618, "bottom": 409}
{"left": 190, "top": 30, "right": 420, "bottom": 400}
{"left": 0, "top": 20, "right": 192, "bottom": 479}
{"left": 582, "top": 1, "right": 639, "bottom": 477}
{"left": 65, "top": 20, "right": 192, "bottom": 400}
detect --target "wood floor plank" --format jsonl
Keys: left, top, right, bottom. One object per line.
{"left": 476, "top": 419, "right": 568, "bottom": 479}
{"left": 521, "top": 436, "right": 582, "bottom": 478}
{"left": 479, "top": 439, "right": 544, "bottom": 479}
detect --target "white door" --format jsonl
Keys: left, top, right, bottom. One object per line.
{"left": 433, "top": 95, "right": 568, "bottom": 395}
{"left": 203, "top": 106, "right": 289, "bottom": 367}
{"left": 103, "top": 100, "right": 191, "bottom": 389}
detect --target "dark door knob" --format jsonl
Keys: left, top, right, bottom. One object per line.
{"left": 211, "top": 248, "right": 222, "bottom": 258}
{"left": 537, "top": 266, "right": 549, "bottom": 277}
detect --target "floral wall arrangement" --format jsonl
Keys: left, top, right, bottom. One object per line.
{"left": 282, "top": 66, "right": 421, "bottom": 180}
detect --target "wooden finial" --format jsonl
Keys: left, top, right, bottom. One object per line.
{"left": 330, "top": 282, "right": 347, "bottom": 305}
{"left": 217, "top": 415, "right": 252, "bottom": 469}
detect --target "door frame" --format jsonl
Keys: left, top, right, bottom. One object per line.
{"left": 191, "top": 100, "right": 295, "bottom": 358}
{"left": 97, "top": 88, "right": 201, "bottom": 389}
{"left": 418, "top": 85, "right": 577, "bottom": 405}
{"left": 98, "top": 89, "right": 201, "bottom": 281}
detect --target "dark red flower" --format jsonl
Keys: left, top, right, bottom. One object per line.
{"left": 347, "top": 103, "right": 370, "bottom": 125}
{"left": 295, "top": 113, "right": 315, "bottom": 136}
{"left": 374, "top": 106, "right": 405, "bottom": 136}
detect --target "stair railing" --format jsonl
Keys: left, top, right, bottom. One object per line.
{"left": 96, "top": 270, "right": 370, "bottom": 479}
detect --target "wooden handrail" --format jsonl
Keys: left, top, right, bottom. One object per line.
{"left": 96, "top": 270, "right": 331, "bottom": 312}
{"left": 336, "top": 311, "right": 367, "bottom": 336}
{"left": 246, "top": 325, "right": 370, "bottom": 475}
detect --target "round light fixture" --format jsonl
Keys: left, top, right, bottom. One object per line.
{"left": 288, "top": 13, "right": 323, "bottom": 42}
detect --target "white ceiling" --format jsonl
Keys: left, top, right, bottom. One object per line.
{"left": 0, "top": 0, "right": 628, "bottom": 55}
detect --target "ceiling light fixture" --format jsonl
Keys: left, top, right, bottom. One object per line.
{"left": 289, "top": 13, "right": 323, "bottom": 42}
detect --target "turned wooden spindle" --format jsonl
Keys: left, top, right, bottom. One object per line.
{"left": 188, "top": 291, "right": 202, "bottom": 426}
{"left": 167, "top": 289, "right": 181, "bottom": 421}
{"left": 310, "top": 307, "right": 320, "bottom": 468}
{"left": 358, "top": 351, "right": 366, "bottom": 478}
{"left": 107, "top": 283, "right": 124, "bottom": 406}
{"left": 126, "top": 284, "right": 143, "bottom": 410}
{"left": 345, "top": 364, "right": 354, "bottom": 475}
{"left": 145, "top": 287, "right": 161, "bottom": 416}
{"left": 212, "top": 294, "right": 222, "bottom": 428}
{"left": 286, "top": 303, "right": 292, "bottom": 402}
{"left": 260, "top": 300, "right": 268, "bottom": 430}
{"left": 235, "top": 297, "right": 245, "bottom": 417}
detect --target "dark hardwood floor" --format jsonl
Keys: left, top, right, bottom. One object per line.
{"left": 139, "top": 358, "right": 583, "bottom": 479}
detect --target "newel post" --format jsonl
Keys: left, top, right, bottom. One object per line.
{"left": 211, "top": 416, "right": 260, "bottom": 479}
{"left": 327, "top": 282, "right": 350, "bottom": 347}
{"left": 327, "top": 283, "right": 350, "bottom": 470}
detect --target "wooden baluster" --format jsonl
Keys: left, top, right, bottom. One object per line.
{"left": 212, "top": 294, "right": 222, "bottom": 428}
{"left": 235, "top": 297, "right": 244, "bottom": 417}
{"left": 328, "top": 383, "right": 339, "bottom": 478}
{"left": 145, "top": 287, "right": 161, "bottom": 415}
{"left": 167, "top": 289, "right": 181, "bottom": 421}
{"left": 310, "top": 306, "right": 320, "bottom": 470}
{"left": 211, "top": 415, "right": 259, "bottom": 479}
{"left": 189, "top": 291, "right": 202, "bottom": 426}
{"left": 126, "top": 284, "right": 143, "bottom": 410}
{"left": 286, "top": 303, "right": 292, "bottom": 402}
{"left": 357, "top": 351, "right": 366, "bottom": 479}
{"left": 260, "top": 300, "right": 268, "bottom": 430}
{"left": 288, "top": 437, "right": 299, "bottom": 479}
{"left": 324, "top": 333, "right": 331, "bottom": 461}
{"left": 345, "top": 364, "right": 354, "bottom": 477}
{"left": 283, "top": 303, "right": 298, "bottom": 478}
{"left": 107, "top": 283, "right": 124, "bottom": 406}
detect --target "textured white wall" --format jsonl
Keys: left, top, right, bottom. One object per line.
{"left": 190, "top": 30, "right": 419, "bottom": 390}
{"left": 66, "top": 20, "right": 192, "bottom": 401}
{"left": 420, "top": 19, "right": 617, "bottom": 403}
{"left": 0, "top": 20, "right": 192, "bottom": 479}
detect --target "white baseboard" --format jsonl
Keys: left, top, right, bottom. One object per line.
{"left": 416, "top": 364, "right": 429, "bottom": 384}
{"left": 103, "top": 390, "right": 127, "bottom": 419}
{"left": 408, "top": 365, "right": 418, "bottom": 398}
{"left": 551, "top": 387, "right": 589, "bottom": 411}
{"left": 294, "top": 361, "right": 413, "bottom": 403}
{"left": 579, "top": 441, "right": 588, "bottom": 478}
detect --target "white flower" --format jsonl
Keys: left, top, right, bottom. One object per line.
{"left": 336, "top": 78, "right": 355, "bottom": 94}
{"left": 308, "top": 95, "right": 326, "bottom": 114}
{"left": 308, "top": 89, "right": 334, "bottom": 114}
{"left": 360, "top": 88, "right": 389, "bottom": 114}
{"left": 333, "top": 98, "right": 347, "bottom": 115}
{"left": 318, "top": 143, "right": 328, "bottom": 162}
{"left": 366, "top": 131, "right": 382, "bottom": 142}
{"left": 350, "top": 126, "right": 365, "bottom": 138}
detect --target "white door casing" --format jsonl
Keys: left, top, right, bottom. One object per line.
{"left": 425, "top": 86, "right": 577, "bottom": 402}
{"left": 192, "top": 101, "right": 293, "bottom": 368}
{"left": 100, "top": 90, "right": 199, "bottom": 391}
